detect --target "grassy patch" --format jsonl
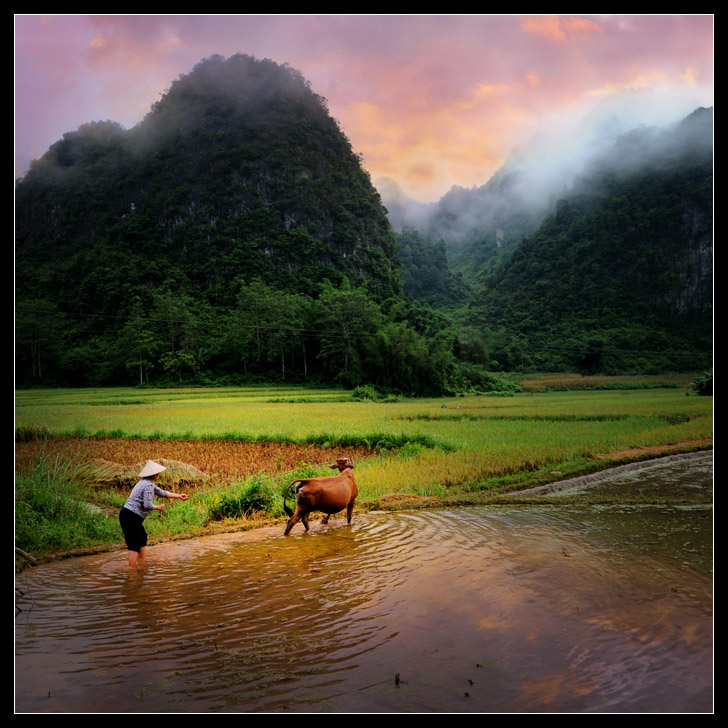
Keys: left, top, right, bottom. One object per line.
{"left": 15, "top": 451, "right": 120, "bottom": 557}
{"left": 396, "top": 413, "right": 633, "bottom": 422}
{"left": 15, "top": 425, "right": 52, "bottom": 442}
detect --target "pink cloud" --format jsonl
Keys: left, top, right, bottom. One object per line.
{"left": 15, "top": 14, "right": 713, "bottom": 200}
{"left": 521, "top": 15, "right": 568, "bottom": 43}
{"left": 520, "top": 15, "right": 601, "bottom": 43}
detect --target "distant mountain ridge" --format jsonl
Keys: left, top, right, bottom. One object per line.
{"left": 477, "top": 108, "right": 712, "bottom": 372}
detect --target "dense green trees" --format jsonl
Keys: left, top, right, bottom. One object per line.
{"left": 14, "top": 273, "right": 465, "bottom": 394}
{"left": 15, "top": 300, "right": 66, "bottom": 382}
{"left": 397, "top": 228, "right": 468, "bottom": 307}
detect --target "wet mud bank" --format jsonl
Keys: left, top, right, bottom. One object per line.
{"left": 510, "top": 450, "right": 713, "bottom": 498}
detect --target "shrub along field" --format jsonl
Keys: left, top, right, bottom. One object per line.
{"left": 15, "top": 382, "right": 713, "bottom": 560}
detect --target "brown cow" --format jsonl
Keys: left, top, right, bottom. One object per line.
{"left": 283, "top": 458, "right": 357, "bottom": 535}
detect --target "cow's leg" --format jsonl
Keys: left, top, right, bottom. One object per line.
{"left": 301, "top": 513, "right": 310, "bottom": 531}
{"left": 346, "top": 500, "right": 355, "bottom": 524}
{"left": 321, "top": 514, "right": 330, "bottom": 524}
{"left": 284, "top": 508, "right": 304, "bottom": 535}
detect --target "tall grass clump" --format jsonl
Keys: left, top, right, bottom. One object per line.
{"left": 15, "top": 452, "right": 118, "bottom": 557}
{"left": 141, "top": 494, "right": 209, "bottom": 537}
{"left": 689, "top": 369, "right": 713, "bottom": 396}
{"left": 205, "top": 462, "right": 334, "bottom": 521}
{"left": 15, "top": 425, "right": 52, "bottom": 442}
{"left": 206, "top": 476, "right": 284, "bottom": 520}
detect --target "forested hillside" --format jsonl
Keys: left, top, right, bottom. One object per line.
{"left": 15, "top": 55, "right": 458, "bottom": 393}
{"left": 16, "top": 54, "right": 400, "bottom": 303}
{"left": 15, "top": 54, "right": 712, "bottom": 390}
{"left": 470, "top": 108, "right": 713, "bottom": 373}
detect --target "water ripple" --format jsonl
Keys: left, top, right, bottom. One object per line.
{"left": 16, "top": 501, "right": 712, "bottom": 713}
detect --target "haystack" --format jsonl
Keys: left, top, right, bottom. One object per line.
{"left": 76, "top": 458, "right": 209, "bottom": 490}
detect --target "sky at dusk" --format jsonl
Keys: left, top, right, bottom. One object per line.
{"left": 14, "top": 14, "right": 713, "bottom": 202}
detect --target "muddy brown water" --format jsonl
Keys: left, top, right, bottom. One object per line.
{"left": 15, "top": 454, "right": 712, "bottom": 713}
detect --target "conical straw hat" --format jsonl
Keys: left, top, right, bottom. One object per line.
{"left": 139, "top": 460, "right": 167, "bottom": 478}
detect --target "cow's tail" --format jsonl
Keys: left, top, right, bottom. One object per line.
{"left": 283, "top": 479, "right": 302, "bottom": 517}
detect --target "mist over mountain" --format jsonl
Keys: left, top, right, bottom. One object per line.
{"left": 476, "top": 107, "right": 713, "bottom": 372}
{"left": 16, "top": 54, "right": 400, "bottom": 306}
{"left": 375, "top": 177, "right": 435, "bottom": 233}
{"left": 380, "top": 94, "right": 714, "bottom": 280}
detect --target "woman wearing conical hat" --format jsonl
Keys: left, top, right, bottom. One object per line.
{"left": 119, "top": 460, "right": 189, "bottom": 568}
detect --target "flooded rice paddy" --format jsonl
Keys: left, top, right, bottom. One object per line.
{"left": 16, "top": 454, "right": 712, "bottom": 713}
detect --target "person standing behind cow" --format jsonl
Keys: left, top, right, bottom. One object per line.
{"left": 119, "top": 460, "right": 189, "bottom": 568}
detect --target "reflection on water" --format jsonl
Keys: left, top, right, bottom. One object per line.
{"left": 16, "top": 461, "right": 712, "bottom": 713}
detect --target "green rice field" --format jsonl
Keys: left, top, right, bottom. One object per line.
{"left": 16, "top": 383, "right": 713, "bottom": 488}
{"left": 15, "top": 382, "right": 713, "bottom": 559}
